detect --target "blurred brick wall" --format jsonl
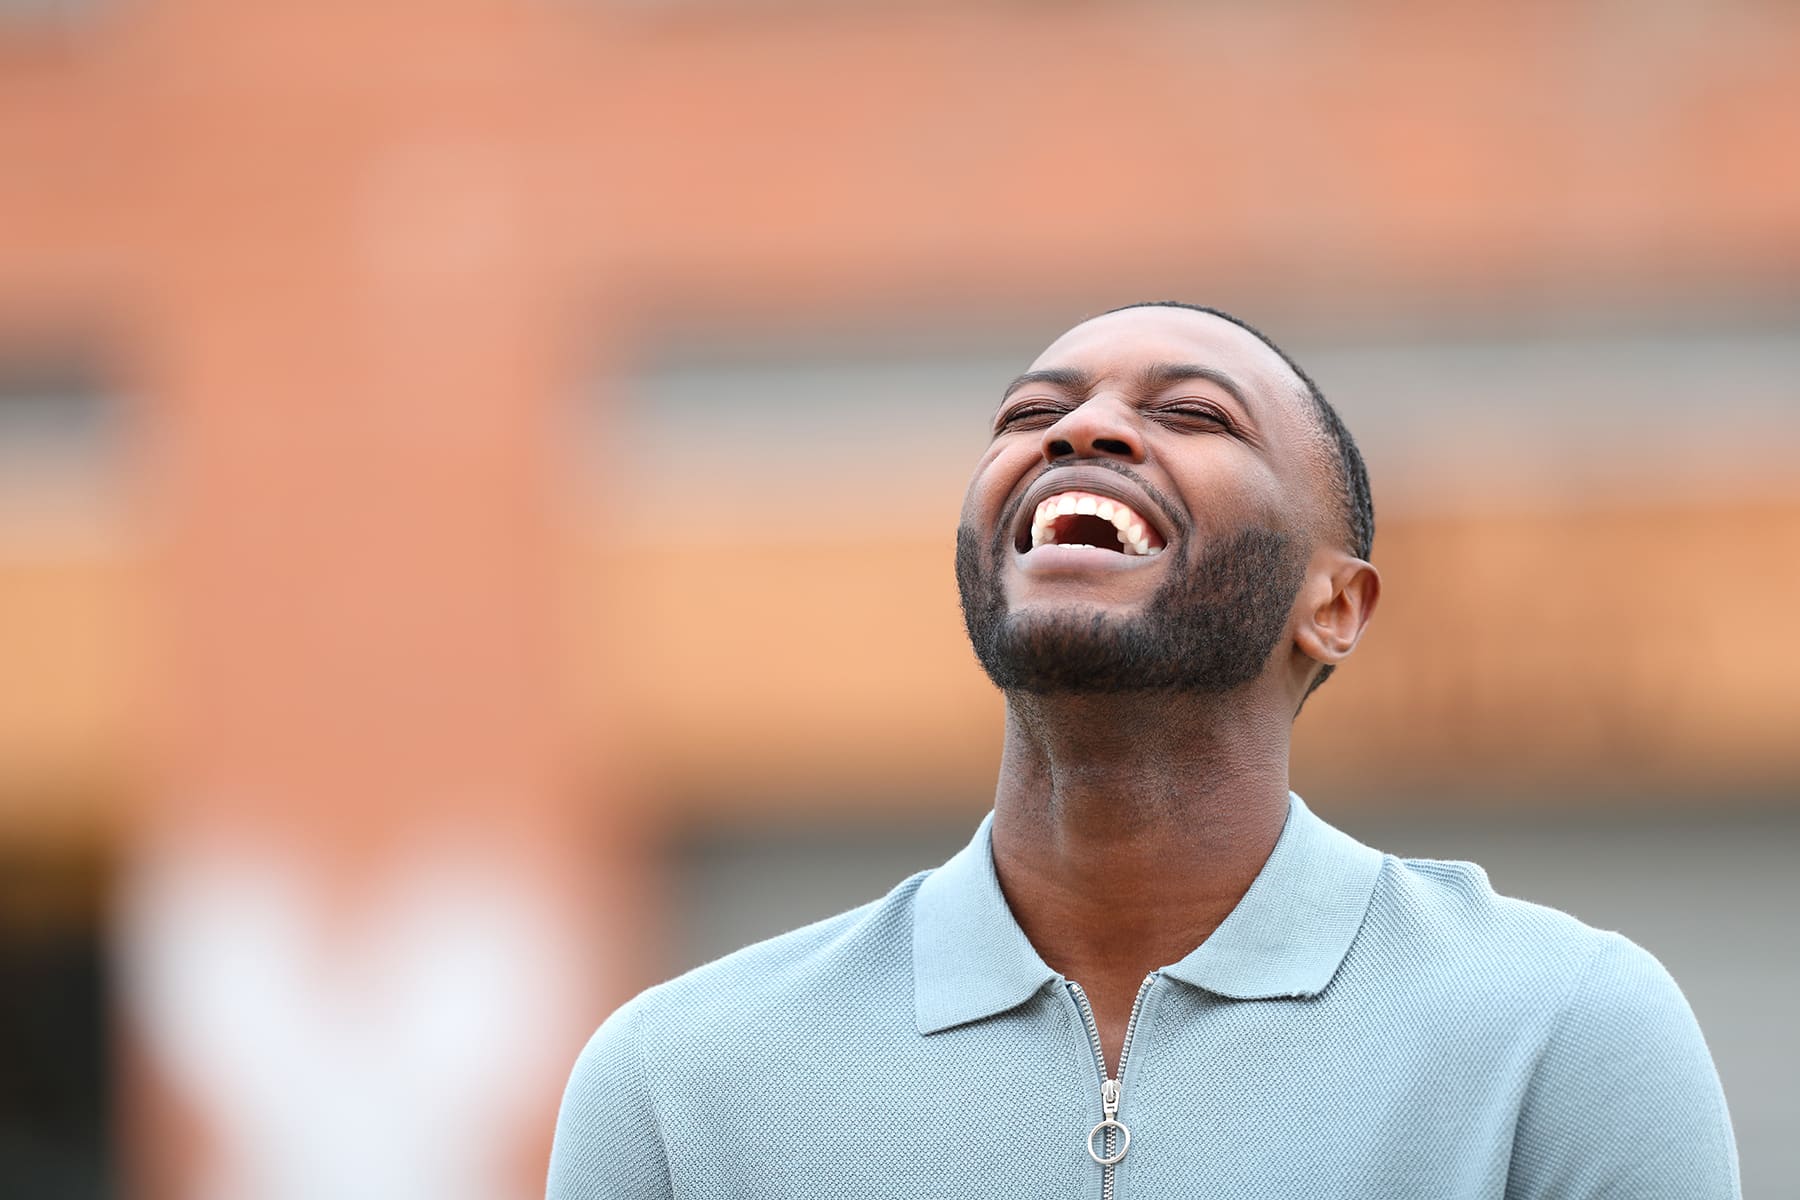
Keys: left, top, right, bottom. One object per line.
{"left": 3, "top": 1, "right": 1798, "bottom": 1194}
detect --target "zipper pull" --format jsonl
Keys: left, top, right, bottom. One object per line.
{"left": 1086, "top": 1077, "right": 1131, "bottom": 1166}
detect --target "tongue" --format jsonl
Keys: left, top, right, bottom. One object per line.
{"left": 1053, "top": 513, "right": 1126, "bottom": 550}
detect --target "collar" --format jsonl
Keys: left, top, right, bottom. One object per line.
{"left": 913, "top": 792, "right": 1386, "bottom": 1035}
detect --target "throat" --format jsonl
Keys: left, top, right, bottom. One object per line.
{"left": 987, "top": 692, "right": 1294, "bottom": 985}
{"left": 1002, "top": 690, "right": 1290, "bottom": 814}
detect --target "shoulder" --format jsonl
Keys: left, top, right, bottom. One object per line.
{"left": 578, "top": 866, "right": 931, "bottom": 1073}
{"left": 550, "top": 869, "right": 932, "bottom": 1195}
{"left": 1501, "top": 917, "right": 1740, "bottom": 1195}
{"left": 1345, "top": 849, "right": 1700, "bottom": 1051}
{"left": 1364, "top": 850, "right": 1621, "bottom": 988}
{"left": 1352, "top": 851, "right": 1738, "bottom": 1195}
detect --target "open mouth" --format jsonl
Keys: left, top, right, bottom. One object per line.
{"left": 1018, "top": 490, "right": 1167, "bottom": 558}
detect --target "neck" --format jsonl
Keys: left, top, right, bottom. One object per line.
{"left": 988, "top": 686, "right": 1292, "bottom": 987}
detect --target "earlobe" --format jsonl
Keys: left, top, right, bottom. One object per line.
{"left": 1295, "top": 557, "right": 1380, "bottom": 667}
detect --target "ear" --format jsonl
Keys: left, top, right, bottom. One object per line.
{"left": 1293, "top": 549, "right": 1380, "bottom": 672}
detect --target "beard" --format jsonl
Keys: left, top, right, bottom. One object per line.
{"left": 954, "top": 520, "right": 1307, "bottom": 695}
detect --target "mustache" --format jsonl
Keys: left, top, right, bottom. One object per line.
{"left": 992, "top": 459, "right": 1191, "bottom": 554}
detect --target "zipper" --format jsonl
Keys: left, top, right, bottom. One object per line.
{"left": 1068, "top": 973, "right": 1158, "bottom": 1200}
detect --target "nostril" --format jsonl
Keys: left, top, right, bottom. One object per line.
{"left": 1047, "top": 438, "right": 1074, "bottom": 457}
{"left": 1094, "top": 438, "right": 1132, "bottom": 455}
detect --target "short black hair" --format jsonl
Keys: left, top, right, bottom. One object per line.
{"left": 1103, "top": 301, "right": 1375, "bottom": 696}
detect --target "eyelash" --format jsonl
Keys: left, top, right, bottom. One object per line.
{"left": 995, "top": 405, "right": 1065, "bottom": 430}
{"left": 995, "top": 403, "right": 1232, "bottom": 433}
{"left": 1151, "top": 404, "right": 1233, "bottom": 428}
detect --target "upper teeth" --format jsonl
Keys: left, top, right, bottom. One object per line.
{"left": 1029, "top": 490, "right": 1162, "bottom": 556}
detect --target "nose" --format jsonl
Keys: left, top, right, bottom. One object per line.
{"left": 1041, "top": 395, "right": 1144, "bottom": 464}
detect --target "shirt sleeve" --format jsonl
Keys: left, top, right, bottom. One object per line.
{"left": 547, "top": 998, "right": 676, "bottom": 1200}
{"left": 1506, "top": 932, "right": 1740, "bottom": 1200}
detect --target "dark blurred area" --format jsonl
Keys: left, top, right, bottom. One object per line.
{"left": 3, "top": 1, "right": 1797, "bottom": 1196}
{"left": 0, "top": 848, "right": 109, "bottom": 1199}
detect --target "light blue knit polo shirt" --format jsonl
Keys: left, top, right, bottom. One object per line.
{"left": 548, "top": 794, "right": 1739, "bottom": 1198}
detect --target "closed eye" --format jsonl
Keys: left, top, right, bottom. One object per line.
{"left": 994, "top": 404, "right": 1069, "bottom": 432}
{"left": 1148, "top": 404, "right": 1235, "bottom": 429}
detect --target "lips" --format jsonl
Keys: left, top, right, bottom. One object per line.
{"left": 1010, "top": 469, "right": 1174, "bottom": 558}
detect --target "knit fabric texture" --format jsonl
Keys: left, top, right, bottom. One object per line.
{"left": 547, "top": 794, "right": 1739, "bottom": 1199}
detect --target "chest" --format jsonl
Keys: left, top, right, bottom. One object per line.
{"left": 664, "top": 980, "right": 1529, "bottom": 1200}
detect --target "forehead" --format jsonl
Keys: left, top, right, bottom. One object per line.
{"left": 1030, "top": 307, "right": 1308, "bottom": 421}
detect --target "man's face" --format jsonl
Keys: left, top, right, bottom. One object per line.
{"left": 955, "top": 306, "right": 1326, "bottom": 695}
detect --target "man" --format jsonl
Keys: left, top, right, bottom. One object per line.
{"left": 548, "top": 303, "right": 1739, "bottom": 1198}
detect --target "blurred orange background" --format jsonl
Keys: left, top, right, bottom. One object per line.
{"left": 2, "top": 1, "right": 1797, "bottom": 1196}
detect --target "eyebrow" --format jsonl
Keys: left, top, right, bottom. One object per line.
{"left": 999, "top": 362, "right": 1258, "bottom": 418}
{"left": 1000, "top": 367, "right": 1091, "bottom": 402}
{"left": 1140, "top": 362, "right": 1257, "bottom": 418}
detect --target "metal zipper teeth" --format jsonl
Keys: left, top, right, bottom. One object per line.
{"left": 1068, "top": 981, "right": 1107, "bottom": 1081}
{"left": 1115, "top": 973, "right": 1157, "bottom": 1088}
{"left": 1068, "top": 973, "right": 1159, "bottom": 1200}
{"left": 1072, "top": 981, "right": 1118, "bottom": 1200}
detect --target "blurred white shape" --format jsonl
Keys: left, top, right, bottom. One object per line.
{"left": 118, "top": 835, "right": 580, "bottom": 1200}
